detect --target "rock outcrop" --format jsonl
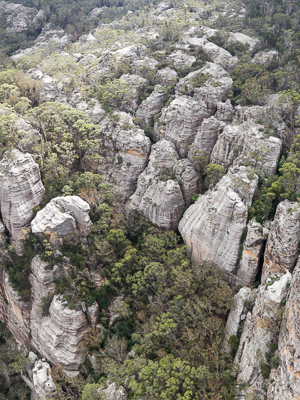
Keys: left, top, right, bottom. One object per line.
{"left": 267, "top": 261, "right": 300, "bottom": 400}
{"left": 31, "top": 196, "right": 92, "bottom": 241}
{"left": 33, "top": 295, "right": 89, "bottom": 371}
{"left": 154, "top": 95, "right": 207, "bottom": 157}
{"left": 0, "top": 269, "right": 31, "bottom": 347}
{"left": 31, "top": 360, "right": 58, "bottom": 400}
{"left": 155, "top": 67, "right": 178, "bottom": 87}
{"left": 175, "top": 62, "right": 233, "bottom": 114}
{"left": 179, "top": 166, "right": 258, "bottom": 274}
{"left": 262, "top": 200, "right": 300, "bottom": 282}
{"left": 136, "top": 85, "right": 167, "bottom": 127}
{"left": 210, "top": 122, "right": 282, "bottom": 177}
{"left": 237, "top": 271, "right": 292, "bottom": 386}
{"left": 129, "top": 139, "right": 198, "bottom": 229}
{"left": 188, "top": 116, "right": 225, "bottom": 157}
{"left": 215, "top": 99, "right": 234, "bottom": 123}
{"left": 236, "top": 220, "right": 268, "bottom": 286}
{"left": 0, "top": 149, "right": 45, "bottom": 241}
{"left": 82, "top": 112, "right": 151, "bottom": 198}
{"left": 223, "top": 287, "right": 256, "bottom": 352}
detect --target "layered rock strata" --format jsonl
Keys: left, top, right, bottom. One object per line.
{"left": 175, "top": 62, "right": 233, "bottom": 114}
{"left": 179, "top": 166, "right": 258, "bottom": 274}
{"left": 262, "top": 200, "right": 300, "bottom": 282}
{"left": 0, "top": 149, "right": 45, "bottom": 240}
{"left": 82, "top": 112, "right": 151, "bottom": 198}
{"left": 210, "top": 122, "right": 282, "bottom": 177}
{"left": 136, "top": 85, "right": 167, "bottom": 127}
{"left": 129, "top": 139, "right": 198, "bottom": 229}
{"left": 236, "top": 220, "right": 268, "bottom": 286}
{"left": 267, "top": 261, "right": 300, "bottom": 400}
{"left": 31, "top": 196, "right": 92, "bottom": 241}
{"left": 237, "top": 271, "right": 292, "bottom": 386}
{"left": 154, "top": 95, "right": 207, "bottom": 157}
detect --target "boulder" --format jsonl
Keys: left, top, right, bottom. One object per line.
{"left": 262, "top": 200, "right": 300, "bottom": 282}
{"left": 154, "top": 95, "right": 207, "bottom": 157}
{"left": 136, "top": 85, "right": 167, "bottom": 127}
{"left": 179, "top": 166, "right": 258, "bottom": 274}
{"left": 31, "top": 360, "right": 57, "bottom": 400}
{"left": 176, "top": 62, "right": 233, "bottom": 114}
{"left": 236, "top": 220, "right": 269, "bottom": 286}
{"left": 210, "top": 122, "right": 282, "bottom": 177}
{"left": 31, "top": 196, "right": 92, "bottom": 241}
{"left": 0, "top": 149, "right": 45, "bottom": 240}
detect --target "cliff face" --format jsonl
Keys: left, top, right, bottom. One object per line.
{"left": 179, "top": 166, "right": 258, "bottom": 275}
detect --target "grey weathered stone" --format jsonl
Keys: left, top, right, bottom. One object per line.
{"left": 155, "top": 67, "right": 178, "bottom": 87}
{"left": 154, "top": 95, "right": 207, "bottom": 157}
{"left": 31, "top": 360, "right": 57, "bottom": 400}
{"left": 176, "top": 62, "right": 233, "bottom": 114}
{"left": 267, "top": 260, "right": 300, "bottom": 400}
{"left": 0, "top": 149, "right": 45, "bottom": 240}
{"left": 188, "top": 116, "right": 225, "bottom": 157}
{"left": 98, "top": 382, "right": 127, "bottom": 400}
{"left": 31, "top": 196, "right": 92, "bottom": 241}
{"left": 179, "top": 166, "right": 258, "bottom": 274}
{"left": 128, "top": 140, "right": 198, "bottom": 229}
{"left": 252, "top": 50, "right": 278, "bottom": 66}
{"left": 237, "top": 271, "right": 292, "bottom": 386}
{"left": 82, "top": 112, "right": 151, "bottom": 199}
{"left": 168, "top": 50, "right": 196, "bottom": 69}
{"left": 262, "top": 200, "right": 300, "bottom": 282}
{"left": 223, "top": 287, "right": 255, "bottom": 352}
{"left": 215, "top": 99, "right": 234, "bottom": 123}
{"left": 210, "top": 122, "right": 282, "bottom": 177}
{"left": 136, "top": 85, "right": 167, "bottom": 127}
{"left": 237, "top": 220, "right": 269, "bottom": 287}
{"left": 184, "top": 37, "right": 238, "bottom": 70}
{"left": 33, "top": 295, "right": 89, "bottom": 371}
{"left": 119, "top": 74, "right": 148, "bottom": 111}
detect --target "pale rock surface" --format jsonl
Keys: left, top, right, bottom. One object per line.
{"left": 229, "top": 32, "right": 259, "bottom": 51}
{"left": 0, "top": 149, "right": 45, "bottom": 240}
{"left": 0, "top": 269, "right": 31, "bottom": 347}
{"left": 34, "top": 295, "right": 89, "bottom": 371}
{"left": 188, "top": 116, "right": 225, "bottom": 157}
{"left": 233, "top": 105, "right": 266, "bottom": 124}
{"left": 237, "top": 271, "right": 292, "bottom": 385}
{"left": 31, "top": 196, "right": 92, "bottom": 240}
{"left": 210, "top": 122, "right": 282, "bottom": 177}
{"left": 252, "top": 50, "right": 278, "bottom": 66}
{"left": 119, "top": 74, "right": 148, "bottom": 111}
{"left": 215, "top": 99, "right": 234, "bottom": 123}
{"left": 179, "top": 166, "right": 258, "bottom": 274}
{"left": 267, "top": 261, "right": 300, "bottom": 400}
{"left": 234, "top": 311, "right": 252, "bottom": 365}
{"left": 129, "top": 140, "right": 198, "bottom": 229}
{"left": 131, "top": 57, "right": 158, "bottom": 77}
{"left": 262, "top": 200, "right": 300, "bottom": 281}
{"left": 223, "top": 287, "right": 255, "bottom": 352}
{"left": 168, "top": 50, "right": 196, "bottom": 68}
{"left": 0, "top": 2, "right": 40, "bottom": 33}
{"left": 82, "top": 112, "right": 151, "bottom": 198}
{"left": 14, "top": 118, "right": 42, "bottom": 153}
{"left": 99, "top": 382, "right": 127, "bottom": 400}
{"left": 136, "top": 85, "right": 167, "bottom": 127}
{"left": 31, "top": 360, "right": 57, "bottom": 400}
{"left": 155, "top": 67, "right": 178, "bottom": 87}
{"left": 237, "top": 220, "right": 268, "bottom": 286}
{"left": 154, "top": 95, "right": 207, "bottom": 157}
{"left": 176, "top": 62, "right": 233, "bottom": 114}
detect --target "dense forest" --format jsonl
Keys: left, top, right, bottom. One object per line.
{"left": 1, "top": 0, "right": 300, "bottom": 399}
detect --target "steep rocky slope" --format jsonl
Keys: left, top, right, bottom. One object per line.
{"left": 1, "top": 0, "right": 300, "bottom": 399}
